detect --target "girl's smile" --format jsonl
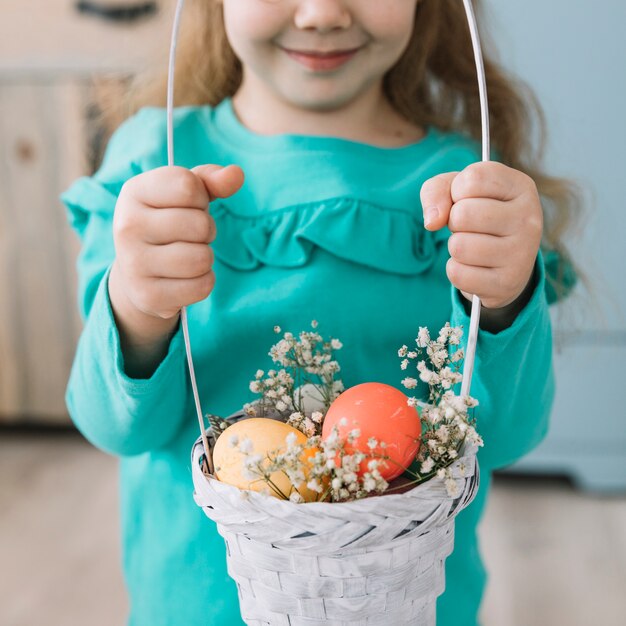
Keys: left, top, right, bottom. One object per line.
{"left": 279, "top": 44, "right": 364, "bottom": 72}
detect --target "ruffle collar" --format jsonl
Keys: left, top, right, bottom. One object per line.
{"left": 210, "top": 197, "right": 449, "bottom": 276}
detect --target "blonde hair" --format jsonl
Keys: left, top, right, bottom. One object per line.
{"left": 95, "top": 0, "right": 583, "bottom": 299}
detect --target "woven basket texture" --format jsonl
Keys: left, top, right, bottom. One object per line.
{"left": 191, "top": 429, "right": 480, "bottom": 626}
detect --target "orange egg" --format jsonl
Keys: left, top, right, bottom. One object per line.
{"left": 321, "top": 382, "right": 421, "bottom": 481}
{"left": 213, "top": 418, "right": 322, "bottom": 502}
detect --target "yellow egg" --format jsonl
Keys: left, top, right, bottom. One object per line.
{"left": 213, "top": 418, "right": 322, "bottom": 502}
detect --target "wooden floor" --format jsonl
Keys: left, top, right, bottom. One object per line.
{"left": 1, "top": 430, "right": 625, "bottom": 626}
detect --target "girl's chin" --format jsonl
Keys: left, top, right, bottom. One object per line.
{"left": 276, "top": 85, "right": 366, "bottom": 113}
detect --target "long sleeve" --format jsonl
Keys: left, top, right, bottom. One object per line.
{"left": 450, "top": 251, "right": 555, "bottom": 470}
{"left": 60, "top": 108, "right": 190, "bottom": 457}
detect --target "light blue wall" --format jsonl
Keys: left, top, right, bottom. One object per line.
{"left": 481, "top": 1, "right": 626, "bottom": 490}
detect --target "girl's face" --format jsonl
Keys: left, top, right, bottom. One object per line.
{"left": 221, "top": 0, "right": 420, "bottom": 111}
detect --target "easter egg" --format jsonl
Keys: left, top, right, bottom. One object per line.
{"left": 213, "top": 418, "right": 321, "bottom": 502}
{"left": 321, "top": 382, "right": 421, "bottom": 481}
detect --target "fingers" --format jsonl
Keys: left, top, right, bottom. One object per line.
{"left": 420, "top": 172, "right": 458, "bottom": 231}
{"left": 421, "top": 162, "right": 533, "bottom": 232}
{"left": 125, "top": 166, "right": 210, "bottom": 210}
{"left": 129, "top": 242, "right": 215, "bottom": 279}
{"left": 446, "top": 259, "right": 497, "bottom": 300}
{"left": 448, "top": 198, "right": 513, "bottom": 236}
{"left": 142, "top": 208, "right": 216, "bottom": 245}
{"left": 451, "top": 161, "right": 530, "bottom": 203}
{"left": 191, "top": 164, "right": 245, "bottom": 202}
{"left": 122, "top": 163, "right": 244, "bottom": 210}
{"left": 446, "top": 258, "right": 530, "bottom": 309}
{"left": 133, "top": 272, "right": 216, "bottom": 318}
{"left": 447, "top": 232, "right": 511, "bottom": 268}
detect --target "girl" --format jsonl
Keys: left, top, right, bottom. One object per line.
{"left": 61, "top": 1, "right": 579, "bottom": 624}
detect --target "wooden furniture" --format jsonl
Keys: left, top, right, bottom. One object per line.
{"left": 0, "top": 0, "right": 171, "bottom": 424}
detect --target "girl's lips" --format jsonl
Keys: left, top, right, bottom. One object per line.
{"left": 283, "top": 47, "right": 361, "bottom": 72}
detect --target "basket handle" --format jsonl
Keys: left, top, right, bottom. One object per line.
{"left": 164, "top": 0, "right": 490, "bottom": 466}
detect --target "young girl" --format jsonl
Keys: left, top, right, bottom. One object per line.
{"left": 61, "top": 1, "right": 579, "bottom": 624}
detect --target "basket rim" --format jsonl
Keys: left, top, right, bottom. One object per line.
{"left": 191, "top": 431, "right": 479, "bottom": 515}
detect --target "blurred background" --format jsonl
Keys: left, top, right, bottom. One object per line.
{"left": 1, "top": 1, "right": 624, "bottom": 624}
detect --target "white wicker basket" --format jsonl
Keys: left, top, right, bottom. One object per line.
{"left": 191, "top": 425, "right": 480, "bottom": 626}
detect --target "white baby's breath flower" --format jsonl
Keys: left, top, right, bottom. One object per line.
{"left": 285, "top": 432, "right": 298, "bottom": 448}
{"left": 436, "top": 468, "right": 446, "bottom": 479}
{"left": 311, "top": 411, "right": 324, "bottom": 424}
{"left": 427, "top": 407, "right": 442, "bottom": 424}
{"left": 289, "top": 491, "right": 304, "bottom": 503}
{"left": 451, "top": 349, "right": 464, "bottom": 363}
{"left": 445, "top": 478, "right": 459, "bottom": 498}
{"left": 402, "top": 377, "right": 418, "bottom": 389}
{"left": 249, "top": 381, "right": 262, "bottom": 393}
{"left": 400, "top": 359, "right": 409, "bottom": 370}
{"left": 331, "top": 338, "right": 343, "bottom": 350}
{"left": 419, "top": 368, "right": 440, "bottom": 385}
{"left": 367, "top": 437, "right": 378, "bottom": 450}
{"left": 417, "top": 327, "right": 431, "bottom": 348}
{"left": 348, "top": 428, "right": 361, "bottom": 442}
{"left": 363, "top": 476, "right": 376, "bottom": 491}
{"left": 421, "top": 457, "right": 435, "bottom": 473}
{"left": 449, "top": 326, "right": 463, "bottom": 345}
{"left": 437, "top": 425, "right": 450, "bottom": 442}
{"left": 239, "top": 438, "right": 254, "bottom": 454}
{"left": 274, "top": 325, "right": 281, "bottom": 334}
{"left": 407, "top": 351, "right": 418, "bottom": 359}
{"left": 438, "top": 324, "right": 450, "bottom": 341}
{"left": 448, "top": 449, "right": 458, "bottom": 459}
{"left": 306, "top": 479, "right": 323, "bottom": 493}
{"left": 275, "top": 400, "right": 288, "bottom": 412}
{"left": 407, "top": 397, "right": 419, "bottom": 408}
{"left": 339, "top": 417, "right": 348, "bottom": 427}
{"left": 303, "top": 417, "right": 316, "bottom": 436}
{"left": 311, "top": 320, "right": 319, "bottom": 328}
{"left": 398, "top": 345, "right": 408, "bottom": 358}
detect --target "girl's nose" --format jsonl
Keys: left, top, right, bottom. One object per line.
{"left": 293, "top": 0, "right": 352, "bottom": 33}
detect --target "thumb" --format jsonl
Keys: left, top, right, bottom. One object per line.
{"left": 191, "top": 164, "right": 245, "bottom": 202}
{"left": 420, "top": 171, "right": 458, "bottom": 231}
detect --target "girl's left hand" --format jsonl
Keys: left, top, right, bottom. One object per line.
{"left": 420, "top": 161, "right": 543, "bottom": 310}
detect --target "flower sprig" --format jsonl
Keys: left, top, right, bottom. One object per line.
{"left": 230, "top": 422, "right": 390, "bottom": 503}
{"left": 219, "top": 321, "right": 482, "bottom": 503}
{"left": 397, "top": 323, "right": 483, "bottom": 495}
{"left": 243, "top": 321, "right": 345, "bottom": 436}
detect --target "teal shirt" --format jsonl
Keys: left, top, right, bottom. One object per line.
{"left": 60, "top": 98, "right": 555, "bottom": 626}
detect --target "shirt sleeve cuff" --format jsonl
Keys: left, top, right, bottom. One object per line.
{"left": 450, "top": 250, "right": 548, "bottom": 364}
{"left": 99, "top": 265, "right": 186, "bottom": 393}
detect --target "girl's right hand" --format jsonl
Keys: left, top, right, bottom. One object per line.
{"left": 108, "top": 164, "right": 244, "bottom": 374}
